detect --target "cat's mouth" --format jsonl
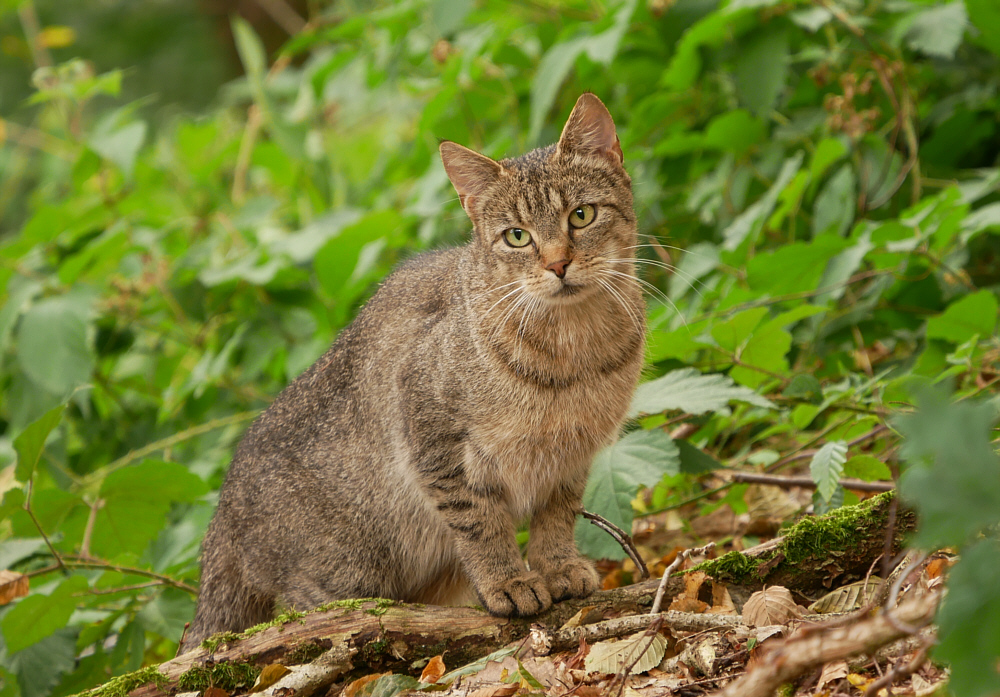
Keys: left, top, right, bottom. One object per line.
{"left": 553, "top": 283, "right": 583, "bottom": 297}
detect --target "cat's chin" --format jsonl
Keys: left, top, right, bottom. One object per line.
{"left": 542, "top": 282, "right": 591, "bottom": 305}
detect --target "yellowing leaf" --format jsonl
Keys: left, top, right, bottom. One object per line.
{"left": 251, "top": 664, "right": 291, "bottom": 692}
{"left": 584, "top": 632, "right": 668, "bottom": 675}
{"left": 419, "top": 655, "right": 446, "bottom": 684}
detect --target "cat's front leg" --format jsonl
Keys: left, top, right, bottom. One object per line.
{"left": 527, "top": 482, "right": 600, "bottom": 602}
{"left": 422, "top": 459, "right": 552, "bottom": 617}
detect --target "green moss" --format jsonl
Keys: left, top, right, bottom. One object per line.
{"left": 287, "top": 641, "right": 327, "bottom": 664}
{"left": 694, "top": 549, "right": 767, "bottom": 584}
{"left": 177, "top": 662, "right": 259, "bottom": 692}
{"left": 693, "top": 492, "right": 895, "bottom": 583}
{"left": 201, "top": 630, "right": 242, "bottom": 652}
{"left": 315, "top": 597, "right": 396, "bottom": 616}
{"left": 75, "top": 666, "right": 167, "bottom": 697}
{"left": 362, "top": 637, "right": 390, "bottom": 662}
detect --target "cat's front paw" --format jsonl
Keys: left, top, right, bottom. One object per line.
{"left": 542, "top": 557, "right": 599, "bottom": 602}
{"left": 479, "top": 572, "right": 553, "bottom": 617}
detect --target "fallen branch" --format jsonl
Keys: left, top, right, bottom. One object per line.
{"left": 705, "top": 589, "right": 941, "bottom": 697}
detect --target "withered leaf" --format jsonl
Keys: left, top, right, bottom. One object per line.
{"left": 743, "top": 586, "right": 804, "bottom": 627}
{"left": 809, "top": 578, "right": 882, "bottom": 614}
{"left": 342, "top": 673, "right": 390, "bottom": 697}
{"left": 584, "top": 632, "right": 668, "bottom": 676}
{"left": 419, "top": 655, "right": 446, "bottom": 684}
{"left": 0, "top": 571, "right": 29, "bottom": 605}
{"left": 250, "top": 664, "right": 291, "bottom": 692}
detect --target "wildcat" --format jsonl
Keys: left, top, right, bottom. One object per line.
{"left": 182, "top": 93, "right": 645, "bottom": 651}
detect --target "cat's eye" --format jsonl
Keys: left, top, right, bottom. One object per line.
{"left": 503, "top": 228, "right": 532, "bottom": 248}
{"left": 569, "top": 204, "right": 597, "bottom": 229}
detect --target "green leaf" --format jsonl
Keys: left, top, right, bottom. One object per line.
{"left": 925, "top": 290, "right": 998, "bottom": 344}
{"left": 966, "top": 0, "right": 1000, "bottom": 58}
{"left": 8, "top": 627, "right": 78, "bottom": 697}
{"left": 746, "top": 235, "right": 850, "bottom": 296}
{"left": 934, "top": 539, "right": 1000, "bottom": 697}
{"left": 812, "top": 164, "right": 856, "bottom": 237}
{"left": 710, "top": 307, "right": 768, "bottom": 352}
{"left": 15, "top": 294, "right": 95, "bottom": 396}
{"left": 675, "top": 439, "right": 724, "bottom": 475}
{"left": 314, "top": 210, "right": 400, "bottom": 298}
{"left": 898, "top": 388, "right": 1000, "bottom": 549}
{"left": 83, "top": 460, "right": 209, "bottom": 557}
{"left": 843, "top": 455, "right": 891, "bottom": 482}
{"left": 661, "top": 6, "right": 756, "bottom": 91}
{"left": 729, "top": 323, "right": 792, "bottom": 389}
{"left": 137, "top": 587, "right": 195, "bottom": 642}
{"left": 89, "top": 121, "right": 147, "bottom": 178}
{"left": 702, "top": 110, "right": 765, "bottom": 155}
{"left": 809, "top": 138, "right": 848, "bottom": 183}
{"left": 722, "top": 153, "right": 803, "bottom": 250}
{"left": 13, "top": 404, "right": 65, "bottom": 482}
{"left": 733, "top": 25, "right": 789, "bottom": 116}
{"left": 783, "top": 374, "right": 823, "bottom": 404}
{"left": 903, "top": 1, "right": 968, "bottom": 59}
{"left": 2, "top": 575, "right": 88, "bottom": 653}
{"left": 368, "top": 674, "right": 421, "bottom": 697}
{"left": 577, "top": 429, "right": 680, "bottom": 560}
{"left": 630, "top": 367, "right": 774, "bottom": 417}
{"left": 809, "top": 440, "right": 847, "bottom": 502}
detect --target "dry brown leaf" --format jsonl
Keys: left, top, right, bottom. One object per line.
{"left": 0, "top": 571, "right": 29, "bottom": 605}
{"left": 669, "top": 595, "right": 710, "bottom": 613}
{"left": 743, "top": 586, "right": 804, "bottom": 627}
{"left": 342, "top": 672, "right": 390, "bottom": 697}
{"left": 467, "top": 684, "right": 518, "bottom": 697}
{"left": 682, "top": 570, "right": 708, "bottom": 598}
{"left": 707, "top": 581, "right": 737, "bottom": 615}
{"left": 419, "top": 655, "right": 446, "bottom": 684}
{"left": 250, "top": 664, "right": 291, "bottom": 692}
{"left": 602, "top": 568, "right": 625, "bottom": 590}
{"left": 560, "top": 605, "right": 602, "bottom": 630}
{"left": 816, "top": 660, "right": 849, "bottom": 689}
{"left": 809, "top": 578, "right": 882, "bottom": 614}
{"left": 745, "top": 483, "right": 801, "bottom": 521}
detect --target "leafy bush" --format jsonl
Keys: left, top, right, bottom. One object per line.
{"left": 0, "top": 0, "right": 998, "bottom": 694}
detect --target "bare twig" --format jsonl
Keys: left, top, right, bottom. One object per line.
{"left": 254, "top": 0, "right": 307, "bottom": 36}
{"left": 546, "top": 610, "right": 742, "bottom": 654}
{"left": 730, "top": 472, "right": 893, "bottom": 493}
{"left": 650, "top": 542, "right": 715, "bottom": 615}
{"left": 24, "top": 476, "right": 69, "bottom": 576}
{"left": 864, "top": 639, "right": 933, "bottom": 697}
{"left": 704, "top": 589, "right": 941, "bottom": 697}
{"left": 883, "top": 551, "right": 928, "bottom": 635}
{"left": 79, "top": 498, "right": 104, "bottom": 560}
{"left": 581, "top": 510, "right": 649, "bottom": 580}
{"left": 767, "top": 424, "right": 890, "bottom": 472}
{"left": 609, "top": 616, "right": 664, "bottom": 697}
{"left": 27, "top": 558, "right": 197, "bottom": 595}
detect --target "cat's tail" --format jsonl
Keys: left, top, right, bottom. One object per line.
{"left": 180, "top": 524, "right": 274, "bottom": 653}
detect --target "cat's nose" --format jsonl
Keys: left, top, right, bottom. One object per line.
{"left": 545, "top": 258, "right": 571, "bottom": 279}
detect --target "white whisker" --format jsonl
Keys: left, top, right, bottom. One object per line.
{"left": 594, "top": 276, "right": 644, "bottom": 339}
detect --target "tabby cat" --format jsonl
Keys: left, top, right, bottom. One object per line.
{"left": 182, "top": 93, "right": 645, "bottom": 651}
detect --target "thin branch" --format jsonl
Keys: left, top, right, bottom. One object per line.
{"left": 27, "top": 558, "right": 198, "bottom": 595}
{"left": 650, "top": 542, "right": 715, "bottom": 615}
{"left": 729, "top": 472, "right": 893, "bottom": 493}
{"left": 79, "top": 498, "right": 104, "bottom": 560}
{"left": 581, "top": 510, "right": 649, "bottom": 580}
{"left": 24, "top": 476, "right": 69, "bottom": 576}
{"left": 253, "top": 0, "right": 307, "bottom": 35}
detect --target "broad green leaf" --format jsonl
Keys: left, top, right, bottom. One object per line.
{"left": 729, "top": 324, "right": 792, "bottom": 389}
{"left": 368, "top": 674, "right": 421, "bottom": 697}
{"left": 843, "top": 455, "right": 892, "bottom": 482}
{"left": 903, "top": 1, "right": 968, "bottom": 59}
{"left": 78, "top": 460, "right": 209, "bottom": 557}
{"left": 783, "top": 374, "right": 823, "bottom": 403}
{"left": 809, "top": 138, "right": 847, "bottom": 183}
{"left": 746, "top": 235, "right": 850, "bottom": 296}
{"left": 661, "top": 6, "right": 756, "bottom": 91}
{"left": 815, "top": 230, "right": 873, "bottom": 304}
{"left": 810, "top": 440, "right": 848, "bottom": 502}
{"left": 431, "top": 0, "right": 472, "bottom": 36}
{"left": 702, "top": 110, "right": 765, "bottom": 155}
{"left": 136, "top": 587, "right": 195, "bottom": 642}
{"left": 898, "top": 388, "right": 1000, "bottom": 549}
{"left": 675, "top": 439, "right": 724, "bottom": 474}
{"left": 314, "top": 210, "right": 400, "bottom": 298}
{"left": 15, "top": 294, "right": 94, "bottom": 396}
{"left": 966, "top": 0, "right": 1000, "bottom": 58}
{"left": 925, "top": 290, "right": 998, "bottom": 344}
{"left": 935, "top": 539, "right": 1000, "bottom": 697}
{"left": 2, "top": 575, "right": 88, "bottom": 653}
{"left": 7, "top": 628, "right": 78, "bottom": 697}
{"left": 790, "top": 6, "right": 832, "bottom": 32}
{"left": 13, "top": 404, "right": 65, "bottom": 482}
{"left": 630, "top": 367, "right": 774, "bottom": 417}
{"left": 710, "top": 307, "right": 768, "bottom": 352}
{"left": 722, "top": 153, "right": 803, "bottom": 250}
{"left": 89, "top": 121, "right": 146, "bottom": 178}
{"left": 812, "top": 164, "right": 856, "bottom": 237}
{"left": 577, "top": 429, "right": 680, "bottom": 560}
{"left": 0, "top": 280, "right": 41, "bottom": 357}
{"left": 734, "top": 25, "right": 789, "bottom": 116}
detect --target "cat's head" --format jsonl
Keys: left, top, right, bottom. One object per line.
{"left": 440, "top": 93, "right": 636, "bottom": 308}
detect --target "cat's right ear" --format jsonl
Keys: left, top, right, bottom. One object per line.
{"left": 440, "top": 141, "right": 503, "bottom": 214}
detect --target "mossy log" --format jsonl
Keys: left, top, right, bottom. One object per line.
{"left": 696, "top": 491, "right": 915, "bottom": 592}
{"left": 86, "top": 492, "right": 912, "bottom": 697}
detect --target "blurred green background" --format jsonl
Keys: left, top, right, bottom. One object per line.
{"left": 1, "top": 0, "right": 1000, "bottom": 694}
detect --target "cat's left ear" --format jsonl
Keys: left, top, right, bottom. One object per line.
{"left": 557, "top": 93, "right": 624, "bottom": 165}
{"left": 440, "top": 141, "right": 503, "bottom": 214}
